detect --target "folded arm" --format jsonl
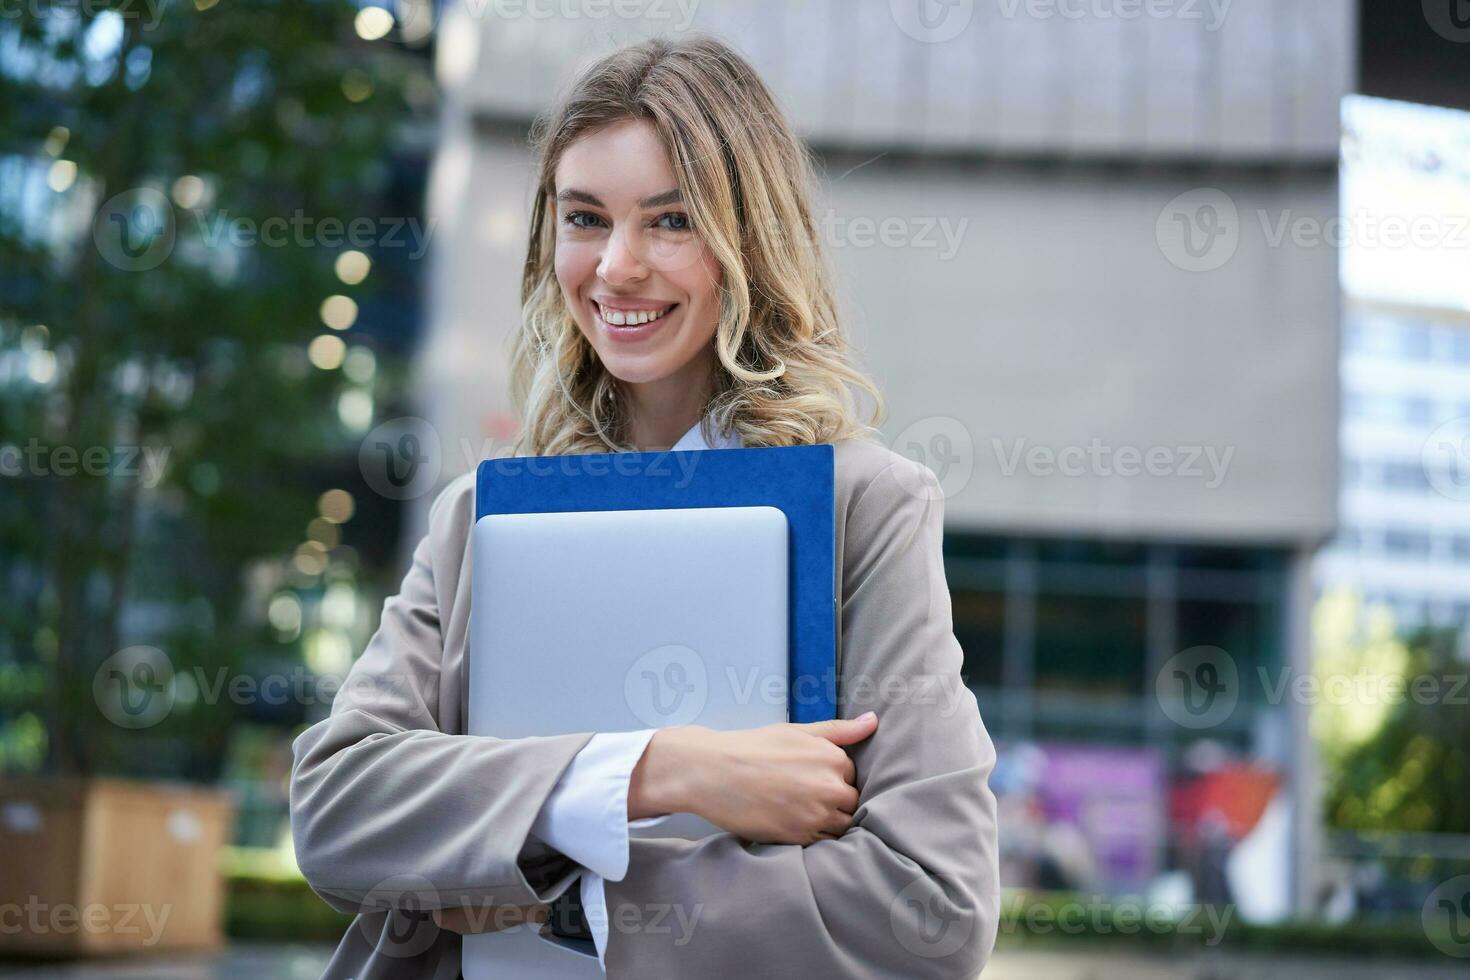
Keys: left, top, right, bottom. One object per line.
{"left": 601, "top": 459, "right": 1001, "bottom": 979}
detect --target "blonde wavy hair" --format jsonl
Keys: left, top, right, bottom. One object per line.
{"left": 508, "top": 34, "right": 886, "bottom": 456}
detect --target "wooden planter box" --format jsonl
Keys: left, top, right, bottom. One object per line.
{"left": 0, "top": 778, "right": 234, "bottom": 958}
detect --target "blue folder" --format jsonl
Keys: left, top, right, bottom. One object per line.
{"left": 475, "top": 444, "right": 836, "bottom": 722}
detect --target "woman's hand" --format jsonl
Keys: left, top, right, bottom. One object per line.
{"left": 629, "top": 711, "right": 878, "bottom": 845}
{"left": 432, "top": 903, "right": 549, "bottom": 934}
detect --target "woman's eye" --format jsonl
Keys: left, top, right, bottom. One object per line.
{"left": 562, "top": 211, "right": 604, "bottom": 230}
{"left": 559, "top": 210, "right": 688, "bottom": 232}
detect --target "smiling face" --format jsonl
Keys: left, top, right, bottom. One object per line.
{"left": 551, "top": 118, "right": 724, "bottom": 401}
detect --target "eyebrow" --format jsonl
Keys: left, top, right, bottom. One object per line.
{"left": 554, "top": 187, "right": 684, "bottom": 209}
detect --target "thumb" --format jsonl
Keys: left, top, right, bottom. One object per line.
{"left": 802, "top": 711, "right": 878, "bottom": 746}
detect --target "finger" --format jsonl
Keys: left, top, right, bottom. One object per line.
{"left": 833, "top": 784, "right": 860, "bottom": 815}
{"left": 819, "top": 810, "right": 853, "bottom": 839}
{"left": 506, "top": 904, "right": 551, "bottom": 931}
{"left": 801, "top": 711, "right": 878, "bottom": 747}
{"left": 429, "top": 910, "right": 467, "bottom": 934}
{"left": 434, "top": 904, "right": 548, "bottom": 934}
{"left": 484, "top": 904, "right": 549, "bottom": 933}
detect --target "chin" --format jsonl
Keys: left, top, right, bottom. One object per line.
{"left": 595, "top": 354, "right": 676, "bottom": 386}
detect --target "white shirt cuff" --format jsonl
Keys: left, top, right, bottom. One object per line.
{"left": 582, "top": 871, "right": 611, "bottom": 969}
{"left": 529, "top": 729, "right": 668, "bottom": 881}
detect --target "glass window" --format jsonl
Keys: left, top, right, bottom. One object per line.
{"left": 1174, "top": 546, "right": 1284, "bottom": 573}
{"left": 943, "top": 533, "right": 1285, "bottom": 752}
{"left": 1452, "top": 329, "right": 1470, "bottom": 364}
{"left": 1177, "top": 599, "right": 1277, "bottom": 702}
{"left": 950, "top": 590, "right": 1005, "bottom": 689}
{"left": 1354, "top": 313, "right": 1396, "bottom": 356}
{"left": 1382, "top": 460, "right": 1430, "bottom": 492}
{"left": 1034, "top": 593, "right": 1147, "bottom": 698}
{"left": 1394, "top": 318, "right": 1433, "bottom": 359}
{"left": 943, "top": 535, "right": 1008, "bottom": 561}
{"left": 1034, "top": 539, "right": 1147, "bottom": 567}
{"left": 1364, "top": 394, "right": 1400, "bottom": 423}
{"left": 1032, "top": 703, "right": 1148, "bottom": 744}
{"left": 1384, "top": 529, "right": 1432, "bottom": 556}
{"left": 1403, "top": 396, "right": 1437, "bottom": 426}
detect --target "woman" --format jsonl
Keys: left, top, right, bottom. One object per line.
{"left": 290, "top": 34, "right": 999, "bottom": 979}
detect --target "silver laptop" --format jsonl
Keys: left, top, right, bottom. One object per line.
{"left": 464, "top": 505, "right": 789, "bottom": 977}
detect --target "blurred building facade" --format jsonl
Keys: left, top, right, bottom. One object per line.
{"left": 421, "top": 0, "right": 1355, "bottom": 915}
{"left": 1317, "top": 95, "right": 1470, "bottom": 637}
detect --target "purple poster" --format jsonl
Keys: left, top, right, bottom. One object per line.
{"left": 1035, "top": 744, "right": 1166, "bottom": 894}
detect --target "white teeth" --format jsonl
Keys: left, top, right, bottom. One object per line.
{"left": 597, "top": 303, "right": 668, "bottom": 327}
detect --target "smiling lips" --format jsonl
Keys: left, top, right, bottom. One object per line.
{"left": 593, "top": 299, "right": 677, "bottom": 327}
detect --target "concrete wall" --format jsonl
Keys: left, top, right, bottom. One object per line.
{"left": 416, "top": 0, "right": 1347, "bottom": 548}
{"left": 820, "top": 158, "right": 1339, "bottom": 544}
{"left": 438, "top": 0, "right": 1355, "bottom": 161}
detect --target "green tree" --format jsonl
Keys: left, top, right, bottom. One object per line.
{"left": 1316, "top": 590, "right": 1470, "bottom": 835}
{"left": 0, "top": 0, "right": 432, "bottom": 777}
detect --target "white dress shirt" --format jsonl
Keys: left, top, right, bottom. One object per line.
{"left": 527, "top": 415, "right": 742, "bottom": 968}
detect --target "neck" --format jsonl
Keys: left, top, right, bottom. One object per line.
{"left": 624, "top": 352, "right": 715, "bottom": 452}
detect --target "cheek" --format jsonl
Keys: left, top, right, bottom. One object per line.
{"left": 664, "top": 244, "right": 723, "bottom": 323}
{"left": 553, "top": 241, "right": 597, "bottom": 300}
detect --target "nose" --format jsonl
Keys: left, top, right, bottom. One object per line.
{"left": 597, "top": 219, "right": 649, "bottom": 286}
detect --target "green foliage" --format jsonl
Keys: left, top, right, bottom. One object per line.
{"left": 227, "top": 873, "right": 355, "bottom": 942}
{"left": 995, "top": 889, "right": 1443, "bottom": 958}
{"left": 220, "top": 872, "right": 1452, "bottom": 957}
{"left": 0, "top": 1, "right": 432, "bottom": 777}
{"left": 1316, "top": 591, "right": 1470, "bottom": 835}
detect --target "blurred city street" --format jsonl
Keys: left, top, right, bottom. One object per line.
{"left": 4, "top": 0, "right": 1470, "bottom": 976}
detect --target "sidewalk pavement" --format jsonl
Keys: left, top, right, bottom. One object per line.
{"left": 1, "top": 944, "right": 1465, "bottom": 979}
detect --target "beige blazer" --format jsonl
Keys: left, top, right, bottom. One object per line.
{"left": 289, "top": 436, "right": 1001, "bottom": 979}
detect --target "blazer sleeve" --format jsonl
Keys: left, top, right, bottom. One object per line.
{"left": 288, "top": 475, "right": 596, "bottom": 916}
{"left": 601, "top": 457, "right": 1001, "bottom": 979}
